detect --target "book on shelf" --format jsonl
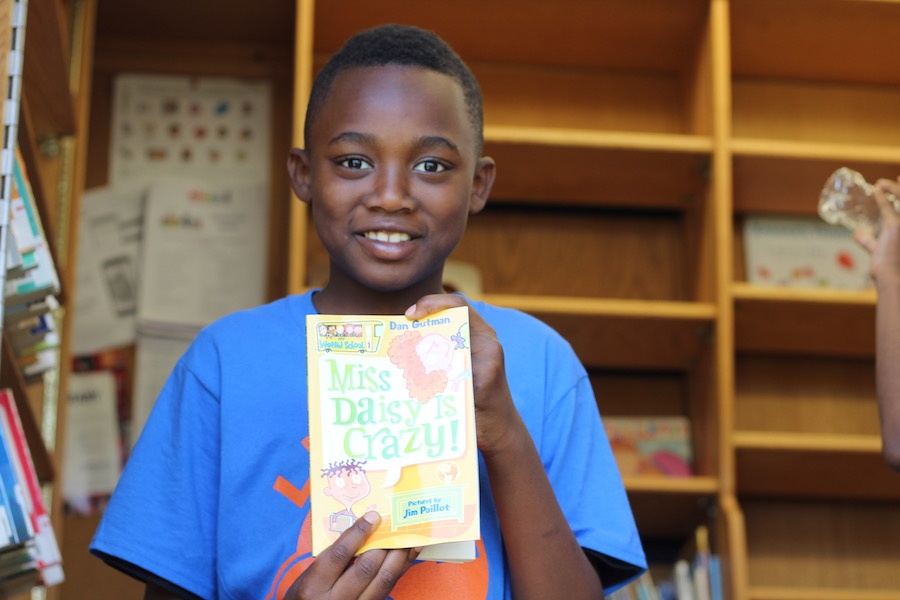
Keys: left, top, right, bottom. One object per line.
{"left": 690, "top": 525, "right": 711, "bottom": 600}
{"left": 306, "top": 306, "right": 480, "bottom": 562}
{"left": 5, "top": 311, "right": 53, "bottom": 350}
{"left": 743, "top": 214, "right": 872, "bottom": 290}
{"left": 4, "top": 148, "right": 61, "bottom": 308}
{"left": 635, "top": 570, "right": 661, "bottom": 600}
{"left": 4, "top": 295, "right": 57, "bottom": 327}
{"left": 708, "top": 554, "right": 723, "bottom": 600}
{"left": 5, "top": 226, "right": 37, "bottom": 280}
{"left": 17, "top": 349, "right": 59, "bottom": 379}
{"left": 623, "top": 525, "right": 721, "bottom": 600}
{"left": 604, "top": 416, "right": 693, "bottom": 477}
{"left": 0, "top": 411, "right": 30, "bottom": 549}
{"left": 670, "top": 525, "right": 719, "bottom": 600}
{"left": 674, "top": 559, "right": 695, "bottom": 600}
{"left": 0, "top": 389, "right": 64, "bottom": 587}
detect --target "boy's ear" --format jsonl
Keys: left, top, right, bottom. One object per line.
{"left": 287, "top": 148, "right": 313, "bottom": 204}
{"left": 469, "top": 156, "right": 496, "bottom": 215}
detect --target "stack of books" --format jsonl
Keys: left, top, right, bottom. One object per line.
{"left": 608, "top": 525, "right": 723, "bottom": 600}
{"left": 0, "top": 389, "right": 64, "bottom": 593}
{"left": 3, "top": 148, "right": 62, "bottom": 378}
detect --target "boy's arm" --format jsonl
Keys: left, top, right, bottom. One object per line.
{"left": 856, "top": 177, "right": 900, "bottom": 470}
{"left": 407, "top": 295, "right": 606, "bottom": 600}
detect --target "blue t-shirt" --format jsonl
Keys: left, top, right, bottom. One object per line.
{"left": 91, "top": 292, "right": 646, "bottom": 599}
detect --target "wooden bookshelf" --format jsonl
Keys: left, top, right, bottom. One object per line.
{"left": 0, "top": 0, "right": 96, "bottom": 598}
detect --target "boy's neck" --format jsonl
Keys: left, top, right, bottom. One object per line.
{"left": 312, "top": 278, "right": 445, "bottom": 316}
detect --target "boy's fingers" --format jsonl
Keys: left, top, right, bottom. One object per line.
{"left": 354, "top": 547, "right": 423, "bottom": 600}
{"left": 405, "top": 293, "right": 467, "bottom": 319}
{"left": 315, "top": 511, "right": 382, "bottom": 580}
{"left": 874, "top": 180, "right": 900, "bottom": 221}
{"left": 855, "top": 230, "right": 876, "bottom": 254}
{"left": 341, "top": 547, "right": 420, "bottom": 600}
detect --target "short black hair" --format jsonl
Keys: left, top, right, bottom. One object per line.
{"left": 304, "top": 23, "right": 484, "bottom": 154}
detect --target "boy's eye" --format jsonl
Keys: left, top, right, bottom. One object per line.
{"left": 414, "top": 159, "right": 447, "bottom": 174}
{"left": 338, "top": 157, "right": 372, "bottom": 170}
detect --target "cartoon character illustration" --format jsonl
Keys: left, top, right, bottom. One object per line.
{"left": 321, "top": 458, "right": 375, "bottom": 533}
{"left": 388, "top": 328, "right": 471, "bottom": 402}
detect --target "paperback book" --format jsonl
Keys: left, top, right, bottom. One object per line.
{"left": 604, "top": 416, "right": 693, "bottom": 477}
{"left": 306, "top": 306, "right": 480, "bottom": 561}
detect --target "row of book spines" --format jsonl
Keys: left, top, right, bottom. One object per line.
{"left": 0, "top": 388, "right": 63, "bottom": 590}
{"left": 2, "top": 295, "right": 60, "bottom": 378}
{"left": 1, "top": 140, "right": 63, "bottom": 379}
{"left": 610, "top": 557, "right": 723, "bottom": 600}
{"left": 609, "top": 525, "right": 723, "bottom": 600}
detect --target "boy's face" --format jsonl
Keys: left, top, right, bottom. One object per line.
{"left": 290, "top": 65, "right": 494, "bottom": 298}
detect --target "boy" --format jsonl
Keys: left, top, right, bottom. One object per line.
{"left": 90, "top": 24, "right": 646, "bottom": 599}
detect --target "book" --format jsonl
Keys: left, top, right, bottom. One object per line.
{"left": 0, "top": 390, "right": 64, "bottom": 586}
{"left": 674, "top": 559, "right": 695, "bottom": 600}
{"left": 306, "top": 306, "right": 480, "bottom": 561}
{"left": 691, "top": 526, "right": 711, "bottom": 600}
{"left": 4, "top": 295, "right": 57, "bottom": 327}
{"left": 635, "top": 570, "right": 661, "bottom": 600}
{"left": 4, "top": 148, "right": 61, "bottom": 308}
{"left": 0, "top": 421, "right": 30, "bottom": 548}
{"left": 604, "top": 416, "right": 693, "bottom": 477}
{"left": 744, "top": 214, "right": 872, "bottom": 290}
{"left": 708, "top": 554, "right": 723, "bottom": 600}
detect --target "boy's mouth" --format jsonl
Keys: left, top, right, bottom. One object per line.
{"left": 362, "top": 230, "right": 412, "bottom": 243}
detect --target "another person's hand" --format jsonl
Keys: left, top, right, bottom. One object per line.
{"left": 855, "top": 176, "right": 900, "bottom": 287}
{"left": 406, "top": 294, "right": 523, "bottom": 457}
{"left": 284, "top": 511, "right": 420, "bottom": 600}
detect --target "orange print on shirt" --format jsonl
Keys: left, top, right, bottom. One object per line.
{"left": 268, "top": 437, "right": 490, "bottom": 599}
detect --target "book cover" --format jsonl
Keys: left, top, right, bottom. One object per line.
{"left": 744, "top": 215, "right": 872, "bottom": 290}
{"left": 604, "top": 416, "right": 693, "bottom": 477}
{"left": 306, "top": 306, "right": 480, "bottom": 560}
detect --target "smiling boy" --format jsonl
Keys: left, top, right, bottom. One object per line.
{"left": 90, "top": 24, "right": 646, "bottom": 599}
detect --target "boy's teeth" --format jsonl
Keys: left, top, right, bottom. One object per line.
{"left": 365, "top": 231, "right": 410, "bottom": 243}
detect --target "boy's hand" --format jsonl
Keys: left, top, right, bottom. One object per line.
{"left": 284, "top": 511, "right": 420, "bottom": 600}
{"left": 855, "top": 176, "right": 900, "bottom": 287}
{"left": 406, "top": 294, "right": 525, "bottom": 457}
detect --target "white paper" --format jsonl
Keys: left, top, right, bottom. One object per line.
{"left": 131, "top": 328, "right": 195, "bottom": 448}
{"left": 109, "top": 74, "right": 271, "bottom": 186}
{"left": 70, "top": 185, "right": 144, "bottom": 354}
{"left": 136, "top": 178, "right": 268, "bottom": 330}
{"left": 63, "top": 371, "right": 122, "bottom": 504}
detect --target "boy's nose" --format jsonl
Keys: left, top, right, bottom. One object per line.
{"left": 367, "top": 168, "right": 415, "bottom": 213}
